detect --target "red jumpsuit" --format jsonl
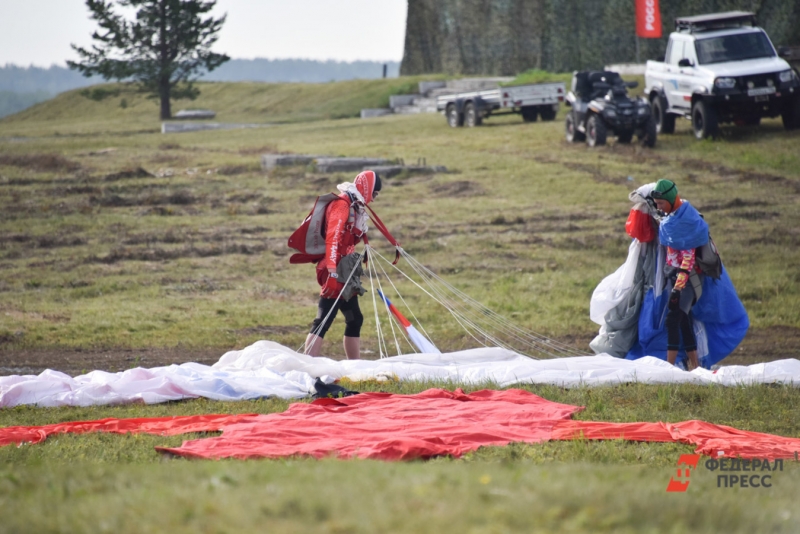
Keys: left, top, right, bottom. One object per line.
{"left": 315, "top": 195, "right": 362, "bottom": 290}
{"left": 314, "top": 170, "right": 377, "bottom": 295}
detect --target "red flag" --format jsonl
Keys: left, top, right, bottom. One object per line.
{"left": 635, "top": 0, "right": 662, "bottom": 38}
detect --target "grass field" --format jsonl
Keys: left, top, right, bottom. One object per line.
{"left": 1, "top": 78, "right": 800, "bottom": 532}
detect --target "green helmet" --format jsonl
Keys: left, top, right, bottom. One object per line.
{"left": 652, "top": 179, "right": 678, "bottom": 206}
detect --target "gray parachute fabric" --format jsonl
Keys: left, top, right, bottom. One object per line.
{"left": 337, "top": 252, "right": 366, "bottom": 301}
{"left": 590, "top": 240, "right": 658, "bottom": 358}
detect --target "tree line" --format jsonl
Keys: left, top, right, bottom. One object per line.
{"left": 401, "top": 0, "right": 800, "bottom": 75}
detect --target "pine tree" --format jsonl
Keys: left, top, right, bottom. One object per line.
{"left": 68, "top": 0, "right": 229, "bottom": 119}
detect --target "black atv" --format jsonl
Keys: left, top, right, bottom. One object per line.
{"left": 564, "top": 70, "right": 656, "bottom": 147}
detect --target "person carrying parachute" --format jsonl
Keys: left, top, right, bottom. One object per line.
{"left": 287, "top": 170, "right": 400, "bottom": 360}
{"left": 651, "top": 179, "right": 707, "bottom": 370}
{"left": 590, "top": 179, "right": 748, "bottom": 369}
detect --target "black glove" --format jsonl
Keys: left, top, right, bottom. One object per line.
{"left": 668, "top": 289, "right": 681, "bottom": 312}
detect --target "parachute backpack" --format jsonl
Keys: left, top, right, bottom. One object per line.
{"left": 287, "top": 186, "right": 401, "bottom": 265}
{"left": 287, "top": 193, "right": 342, "bottom": 264}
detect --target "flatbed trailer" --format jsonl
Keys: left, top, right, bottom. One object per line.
{"left": 436, "top": 82, "right": 566, "bottom": 127}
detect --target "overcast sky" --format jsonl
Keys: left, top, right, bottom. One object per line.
{"left": 0, "top": 0, "right": 408, "bottom": 67}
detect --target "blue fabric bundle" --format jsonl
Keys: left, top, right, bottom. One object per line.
{"left": 658, "top": 201, "right": 709, "bottom": 250}
{"left": 626, "top": 270, "right": 749, "bottom": 367}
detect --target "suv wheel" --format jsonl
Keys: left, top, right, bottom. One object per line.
{"left": 565, "top": 112, "right": 585, "bottom": 142}
{"left": 653, "top": 96, "right": 675, "bottom": 134}
{"left": 782, "top": 97, "right": 800, "bottom": 130}
{"left": 586, "top": 114, "right": 607, "bottom": 147}
{"left": 464, "top": 102, "right": 482, "bottom": 127}
{"left": 446, "top": 104, "right": 463, "bottom": 128}
{"left": 692, "top": 101, "right": 718, "bottom": 140}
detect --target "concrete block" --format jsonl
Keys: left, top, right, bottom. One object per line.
{"left": 389, "top": 94, "right": 420, "bottom": 108}
{"left": 315, "top": 157, "right": 389, "bottom": 174}
{"left": 393, "top": 97, "right": 438, "bottom": 114}
{"left": 174, "top": 109, "right": 216, "bottom": 120}
{"left": 162, "top": 122, "right": 264, "bottom": 134}
{"left": 419, "top": 81, "right": 447, "bottom": 94}
{"left": 360, "top": 108, "right": 393, "bottom": 119}
{"left": 371, "top": 165, "right": 448, "bottom": 178}
{"left": 260, "top": 154, "right": 317, "bottom": 171}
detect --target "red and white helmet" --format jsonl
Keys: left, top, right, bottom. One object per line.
{"left": 354, "top": 170, "right": 381, "bottom": 204}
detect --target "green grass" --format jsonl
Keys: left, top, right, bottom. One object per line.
{"left": 503, "top": 68, "right": 574, "bottom": 86}
{"left": 2, "top": 382, "right": 799, "bottom": 533}
{"left": 1, "top": 95, "right": 799, "bottom": 354}
{"left": 2, "top": 460, "right": 798, "bottom": 534}
{"left": 2, "top": 78, "right": 800, "bottom": 532}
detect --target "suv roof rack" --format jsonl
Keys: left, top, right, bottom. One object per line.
{"left": 675, "top": 11, "right": 756, "bottom": 33}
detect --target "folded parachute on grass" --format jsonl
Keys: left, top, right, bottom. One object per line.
{"left": 1, "top": 340, "right": 799, "bottom": 409}
{"left": 2, "top": 389, "right": 799, "bottom": 461}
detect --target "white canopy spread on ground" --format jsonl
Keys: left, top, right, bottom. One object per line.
{"left": 1, "top": 340, "right": 799, "bottom": 408}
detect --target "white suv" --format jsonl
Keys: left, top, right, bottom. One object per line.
{"left": 645, "top": 11, "right": 800, "bottom": 139}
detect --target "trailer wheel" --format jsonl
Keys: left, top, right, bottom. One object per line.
{"left": 446, "top": 104, "right": 463, "bottom": 128}
{"left": 565, "top": 112, "right": 584, "bottom": 142}
{"left": 692, "top": 101, "right": 718, "bottom": 140}
{"left": 586, "top": 114, "right": 607, "bottom": 147}
{"left": 521, "top": 106, "right": 538, "bottom": 122}
{"left": 539, "top": 105, "right": 557, "bottom": 121}
{"left": 652, "top": 96, "right": 675, "bottom": 134}
{"left": 464, "top": 102, "right": 482, "bottom": 127}
{"left": 782, "top": 97, "right": 800, "bottom": 130}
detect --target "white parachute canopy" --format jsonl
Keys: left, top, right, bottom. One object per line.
{"left": 2, "top": 340, "right": 799, "bottom": 408}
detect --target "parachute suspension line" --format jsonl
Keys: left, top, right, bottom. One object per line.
{"left": 370, "top": 248, "right": 438, "bottom": 352}
{"left": 296, "top": 251, "right": 365, "bottom": 355}
{"left": 398, "top": 251, "right": 548, "bottom": 355}
{"left": 370, "top": 247, "right": 427, "bottom": 355}
{"left": 388, "top": 248, "right": 534, "bottom": 354}
{"left": 367, "top": 247, "right": 516, "bottom": 354}
{"left": 365, "top": 245, "right": 407, "bottom": 358}
{"left": 367, "top": 247, "right": 585, "bottom": 359}
{"left": 365, "top": 251, "right": 389, "bottom": 359}
{"left": 369, "top": 248, "right": 527, "bottom": 356}
{"left": 399, "top": 250, "right": 585, "bottom": 358}
{"left": 400, "top": 249, "right": 586, "bottom": 358}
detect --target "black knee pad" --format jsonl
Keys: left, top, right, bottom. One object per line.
{"left": 310, "top": 317, "right": 334, "bottom": 338}
{"left": 342, "top": 307, "right": 363, "bottom": 338}
{"left": 310, "top": 299, "right": 338, "bottom": 338}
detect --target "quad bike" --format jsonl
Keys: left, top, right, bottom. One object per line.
{"left": 564, "top": 70, "right": 656, "bottom": 147}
